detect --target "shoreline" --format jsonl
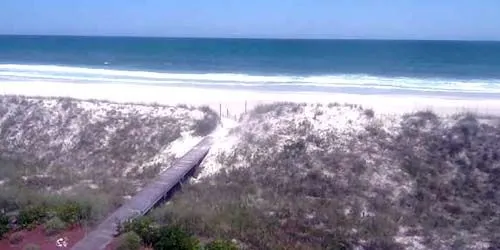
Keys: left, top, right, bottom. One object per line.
{"left": 2, "top": 81, "right": 500, "bottom": 116}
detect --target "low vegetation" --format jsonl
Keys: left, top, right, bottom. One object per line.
{"left": 18, "top": 205, "right": 47, "bottom": 229}
{"left": 116, "top": 231, "right": 142, "bottom": 250}
{"left": 118, "top": 217, "right": 238, "bottom": 250}
{"left": 204, "top": 240, "right": 239, "bottom": 250}
{"left": 151, "top": 103, "right": 500, "bottom": 249}
{"left": 192, "top": 106, "right": 220, "bottom": 136}
{"left": 4, "top": 95, "right": 499, "bottom": 249}
{"left": 363, "top": 108, "right": 375, "bottom": 118}
{"left": 0, "top": 198, "right": 92, "bottom": 239}
{"left": 0, "top": 213, "right": 9, "bottom": 239}
{"left": 0, "top": 95, "right": 219, "bottom": 241}
{"left": 0, "top": 96, "right": 218, "bottom": 198}
{"left": 43, "top": 217, "right": 67, "bottom": 236}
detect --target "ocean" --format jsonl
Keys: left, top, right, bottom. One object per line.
{"left": 1, "top": 35, "right": 500, "bottom": 96}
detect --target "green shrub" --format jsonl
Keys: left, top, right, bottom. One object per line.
{"left": 153, "top": 225, "right": 199, "bottom": 250}
{"left": 251, "top": 102, "right": 300, "bottom": 115}
{"left": 205, "top": 239, "right": 239, "bottom": 250}
{"left": 191, "top": 106, "right": 219, "bottom": 137}
{"left": 119, "top": 218, "right": 201, "bottom": 249}
{"left": 9, "top": 231, "right": 24, "bottom": 245}
{"left": 119, "top": 217, "right": 159, "bottom": 246}
{"left": 116, "top": 231, "right": 142, "bottom": 250}
{"left": 23, "top": 243, "right": 41, "bottom": 250}
{"left": 364, "top": 108, "right": 375, "bottom": 118}
{"left": 43, "top": 216, "right": 67, "bottom": 236}
{"left": 56, "top": 201, "right": 91, "bottom": 225}
{"left": 191, "top": 117, "right": 218, "bottom": 136}
{"left": 0, "top": 213, "right": 9, "bottom": 239}
{"left": 18, "top": 205, "right": 46, "bottom": 229}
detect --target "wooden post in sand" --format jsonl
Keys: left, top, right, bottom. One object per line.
{"left": 226, "top": 108, "right": 229, "bottom": 118}
{"left": 219, "top": 104, "right": 222, "bottom": 118}
{"left": 245, "top": 101, "right": 247, "bottom": 114}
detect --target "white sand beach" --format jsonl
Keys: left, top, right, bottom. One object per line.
{"left": 2, "top": 81, "right": 500, "bottom": 117}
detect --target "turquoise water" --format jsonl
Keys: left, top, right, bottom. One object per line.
{"left": 1, "top": 35, "right": 500, "bottom": 96}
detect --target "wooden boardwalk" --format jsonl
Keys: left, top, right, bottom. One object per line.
{"left": 71, "top": 136, "right": 213, "bottom": 250}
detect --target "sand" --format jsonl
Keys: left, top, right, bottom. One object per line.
{"left": 2, "top": 81, "right": 500, "bottom": 118}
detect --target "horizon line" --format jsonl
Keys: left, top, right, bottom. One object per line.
{"left": 1, "top": 33, "right": 500, "bottom": 42}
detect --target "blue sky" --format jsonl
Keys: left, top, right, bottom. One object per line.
{"left": 1, "top": 0, "right": 499, "bottom": 40}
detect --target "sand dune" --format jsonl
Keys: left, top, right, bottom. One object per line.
{"left": 2, "top": 82, "right": 500, "bottom": 249}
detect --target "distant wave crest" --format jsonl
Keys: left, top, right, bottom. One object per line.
{"left": 0, "top": 64, "right": 499, "bottom": 94}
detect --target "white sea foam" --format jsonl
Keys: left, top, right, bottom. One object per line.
{"left": 1, "top": 64, "right": 500, "bottom": 93}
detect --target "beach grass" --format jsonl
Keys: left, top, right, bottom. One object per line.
{"left": 1, "top": 90, "right": 500, "bottom": 249}
{"left": 0, "top": 95, "right": 219, "bottom": 231}
{"left": 149, "top": 102, "right": 500, "bottom": 249}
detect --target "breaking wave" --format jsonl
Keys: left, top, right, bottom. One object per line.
{"left": 1, "top": 64, "right": 500, "bottom": 94}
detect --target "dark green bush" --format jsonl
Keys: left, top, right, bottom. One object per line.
{"left": 0, "top": 213, "right": 9, "bottom": 239}
{"left": 119, "top": 217, "right": 159, "bottom": 246}
{"left": 43, "top": 216, "right": 67, "bottom": 236}
{"left": 18, "top": 205, "right": 46, "bottom": 229}
{"left": 153, "top": 225, "right": 199, "bottom": 250}
{"left": 116, "top": 231, "right": 142, "bottom": 250}
{"left": 363, "top": 108, "right": 375, "bottom": 118}
{"left": 120, "top": 218, "right": 199, "bottom": 250}
{"left": 251, "top": 102, "right": 301, "bottom": 116}
{"left": 191, "top": 107, "right": 220, "bottom": 137}
{"left": 205, "top": 239, "right": 239, "bottom": 250}
{"left": 191, "top": 117, "right": 218, "bottom": 136}
{"left": 56, "top": 201, "right": 91, "bottom": 225}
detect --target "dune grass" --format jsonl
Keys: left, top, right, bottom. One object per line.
{"left": 0, "top": 95, "right": 220, "bottom": 236}
{"left": 150, "top": 103, "right": 500, "bottom": 249}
